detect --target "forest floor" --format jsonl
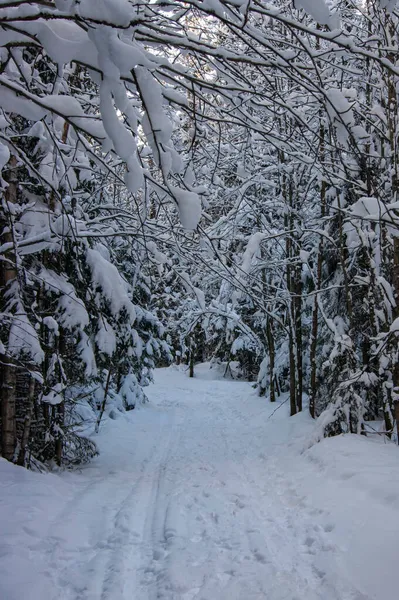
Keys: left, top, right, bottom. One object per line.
{"left": 1, "top": 364, "right": 399, "bottom": 600}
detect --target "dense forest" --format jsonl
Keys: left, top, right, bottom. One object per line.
{"left": 1, "top": 0, "right": 399, "bottom": 468}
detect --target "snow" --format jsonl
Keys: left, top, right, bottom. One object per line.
{"left": 325, "top": 88, "right": 355, "bottom": 143}
{"left": 0, "top": 77, "right": 47, "bottom": 121}
{"left": 171, "top": 186, "right": 202, "bottom": 230}
{"left": 95, "top": 317, "right": 117, "bottom": 356}
{"left": 77, "top": 0, "right": 135, "bottom": 27}
{"left": 0, "top": 140, "right": 10, "bottom": 174}
{"left": 86, "top": 248, "right": 136, "bottom": 323}
{"left": 1, "top": 364, "right": 399, "bottom": 600}
{"left": 99, "top": 79, "right": 137, "bottom": 161}
{"left": 29, "top": 20, "right": 97, "bottom": 68}
{"left": 241, "top": 231, "right": 266, "bottom": 274}
{"left": 8, "top": 310, "right": 45, "bottom": 364}
{"left": 0, "top": 78, "right": 105, "bottom": 140}
{"left": 349, "top": 196, "right": 399, "bottom": 230}
{"left": 390, "top": 317, "right": 399, "bottom": 332}
{"left": 294, "top": 0, "right": 331, "bottom": 25}
{"left": 39, "top": 267, "right": 90, "bottom": 330}
{"left": 379, "top": 0, "right": 397, "bottom": 11}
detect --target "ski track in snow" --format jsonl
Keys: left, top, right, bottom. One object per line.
{"left": 2, "top": 364, "right": 397, "bottom": 600}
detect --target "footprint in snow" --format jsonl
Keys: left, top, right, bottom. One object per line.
{"left": 304, "top": 536, "right": 315, "bottom": 547}
{"left": 153, "top": 548, "right": 163, "bottom": 560}
{"left": 253, "top": 550, "right": 269, "bottom": 564}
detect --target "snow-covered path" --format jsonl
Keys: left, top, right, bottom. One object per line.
{"left": 1, "top": 364, "right": 399, "bottom": 600}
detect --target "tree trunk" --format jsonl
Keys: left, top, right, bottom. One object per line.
{"left": 55, "top": 402, "right": 65, "bottom": 467}
{"left": 266, "top": 317, "right": 275, "bottom": 402}
{"left": 17, "top": 376, "right": 35, "bottom": 466}
{"left": 289, "top": 326, "right": 296, "bottom": 417}
{"left": 0, "top": 154, "right": 18, "bottom": 461}
{"left": 95, "top": 368, "right": 113, "bottom": 434}
{"left": 189, "top": 343, "right": 195, "bottom": 378}
{"left": 309, "top": 286, "right": 320, "bottom": 419}
{"left": 294, "top": 260, "right": 303, "bottom": 412}
{"left": 393, "top": 237, "right": 399, "bottom": 443}
{"left": 394, "top": 396, "right": 399, "bottom": 446}
{"left": 309, "top": 114, "right": 327, "bottom": 418}
{"left": 284, "top": 188, "right": 297, "bottom": 417}
{"left": 386, "top": 14, "right": 399, "bottom": 442}
{"left": 0, "top": 356, "right": 17, "bottom": 461}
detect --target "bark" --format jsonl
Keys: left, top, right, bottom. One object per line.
{"left": 95, "top": 368, "right": 113, "bottom": 434}
{"left": 309, "top": 116, "right": 327, "bottom": 418}
{"left": 337, "top": 195, "right": 353, "bottom": 323}
{"left": 394, "top": 396, "right": 399, "bottom": 446}
{"left": 289, "top": 326, "right": 296, "bottom": 417}
{"left": 266, "top": 317, "right": 275, "bottom": 402}
{"left": 286, "top": 179, "right": 297, "bottom": 416}
{"left": 17, "top": 376, "right": 35, "bottom": 466}
{"left": 386, "top": 15, "right": 399, "bottom": 442}
{"left": 54, "top": 331, "right": 66, "bottom": 466}
{"left": 55, "top": 402, "right": 65, "bottom": 467}
{"left": 0, "top": 154, "right": 18, "bottom": 461}
{"left": 189, "top": 342, "right": 195, "bottom": 378}
{"left": 286, "top": 236, "right": 297, "bottom": 416}
{"left": 0, "top": 356, "right": 17, "bottom": 460}
{"left": 285, "top": 215, "right": 296, "bottom": 417}
{"left": 294, "top": 260, "right": 303, "bottom": 413}
{"left": 393, "top": 237, "right": 399, "bottom": 443}
{"left": 383, "top": 405, "right": 394, "bottom": 440}
{"left": 275, "top": 375, "right": 281, "bottom": 398}
{"left": 309, "top": 269, "right": 321, "bottom": 419}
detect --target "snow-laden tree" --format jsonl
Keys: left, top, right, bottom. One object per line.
{"left": 147, "top": 0, "right": 399, "bottom": 439}
{"left": 2, "top": 0, "right": 399, "bottom": 468}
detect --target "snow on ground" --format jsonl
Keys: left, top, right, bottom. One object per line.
{"left": 1, "top": 363, "right": 399, "bottom": 600}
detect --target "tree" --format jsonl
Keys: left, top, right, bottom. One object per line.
{"left": 2, "top": 0, "right": 399, "bottom": 467}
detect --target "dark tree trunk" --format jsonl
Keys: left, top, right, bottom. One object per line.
{"left": 17, "top": 376, "right": 35, "bottom": 466}
{"left": 0, "top": 155, "right": 18, "bottom": 462}
{"left": 95, "top": 368, "right": 113, "bottom": 434}
{"left": 289, "top": 329, "right": 296, "bottom": 417}
{"left": 0, "top": 356, "right": 17, "bottom": 461}
{"left": 294, "top": 261, "right": 303, "bottom": 413}
{"left": 189, "top": 348, "right": 195, "bottom": 378}
{"left": 393, "top": 237, "right": 399, "bottom": 443}
{"left": 266, "top": 317, "right": 275, "bottom": 402}
{"left": 55, "top": 402, "right": 65, "bottom": 467}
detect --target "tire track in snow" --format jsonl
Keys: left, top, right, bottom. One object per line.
{"left": 95, "top": 408, "right": 184, "bottom": 600}
{"left": 161, "top": 386, "right": 341, "bottom": 600}
{"left": 27, "top": 366, "right": 373, "bottom": 600}
{"left": 131, "top": 409, "right": 185, "bottom": 600}
{"left": 217, "top": 419, "right": 344, "bottom": 600}
{"left": 34, "top": 408, "right": 179, "bottom": 600}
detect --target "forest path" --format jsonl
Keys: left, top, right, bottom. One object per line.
{"left": 4, "top": 364, "right": 397, "bottom": 600}
{"left": 131, "top": 366, "right": 333, "bottom": 600}
{"left": 43, "top": 364, "right": 365, "bottom": 600}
